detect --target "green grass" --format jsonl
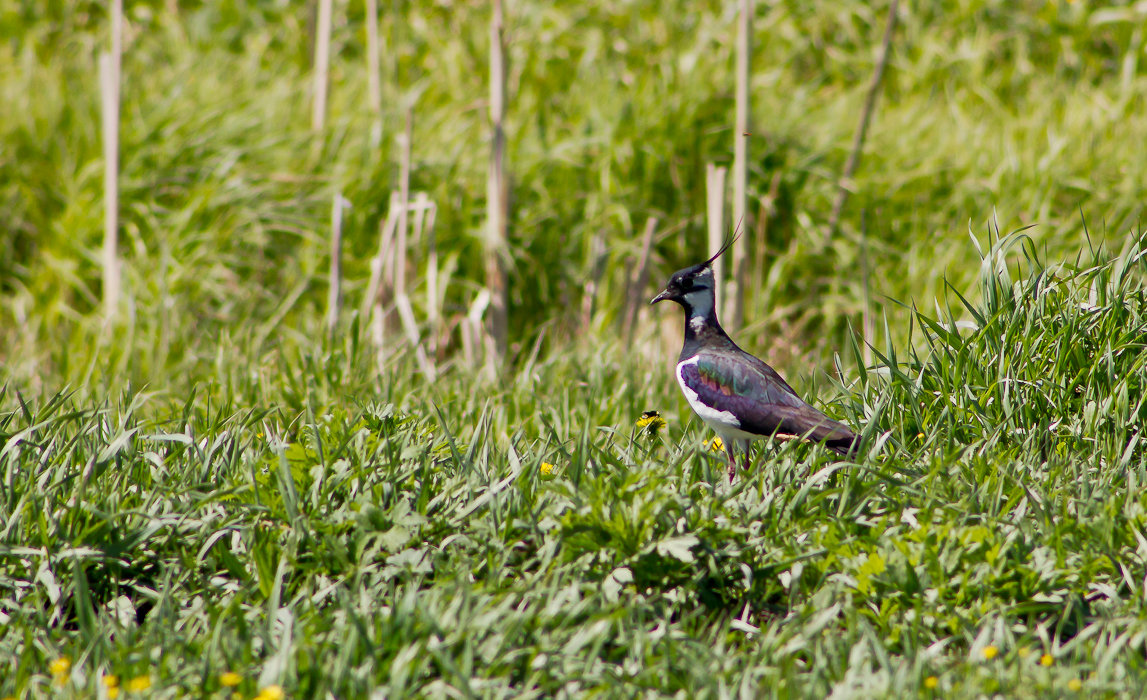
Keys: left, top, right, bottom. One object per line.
{"left": 4, "top": 232, "right": 1146, "bottom": 697}
{"left": 4, "top": 0, "right": 1147, "bottom": 697}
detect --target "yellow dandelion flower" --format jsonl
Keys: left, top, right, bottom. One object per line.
{"left": 221, "top": 671, "right": 242, "bottom": 687}
{"left": 705, "top": 436, "right": 725, "bottom": 453}
{"left": 257, "top": 685, "right": 284, "bottom": 700}
{"left": 636, "top": 411, "right": 666, "bottom": 435}
{"left": 104, "top": 675, "right": 119, "bottom": 688}
{"left": 982, "top": 645, "right": 998, "bottom": 660}
{"left": 540, "top": 462, "right": 555, "bottom": 476}
{"left": 109, "top": 688, "right": 121, "bottom": 699}
{"left": 923, "top": 675, "right": 938, "bottom": 689}
{"left": 127, "top": 676, "right": 151, "bottom": 691}
{"left": 49, "top": 657, "right": 71, "bottom": 676}
{"left": 1067, "top": 678, "right": 1082, "bottom": 691}
{"left": 916, "top": 432, "right": 925, "bottom": 440}
{"left": 1040, "top": 653, "right": 1053, "bottom": 666}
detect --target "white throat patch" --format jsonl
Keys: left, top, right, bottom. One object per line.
{"left": 683, "top": 268, "right": 715, "bottom": 319}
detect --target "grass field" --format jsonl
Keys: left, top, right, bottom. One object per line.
{"left": 3, "top": 1, "right": 1147, "bottom": 697}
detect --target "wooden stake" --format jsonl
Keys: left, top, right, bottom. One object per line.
{"left": 731, "top": 0, "right": 753, "bottom": 331}
{"left": 327, "top": 194, "right": 349, "bottom": 342}
{"left": 460, "top": 315, "right": 476, "bottom": 368}
{"left": 312, "top": 0, "right": 333, "bottom": 132}
{"left": 485, "top": 0, "right": 509, "bottom": 371}
{"left": 402, "top": 190, "right": 438, "bottom": 377}
{"left": 417, "top": 193, "right": 441, "bottom": 358}
{"left": 706, "top": 163, "right": 727, "bottom": 317}
{"left": 468, "top": 290, "right": 491, "bottom": 370}
{"left": 753, "top": 170, "right": 782, "bottom": 305}
{"left": 394, "top": 293, "right": 435, "bottom": 379}
{"left": 397, "top": 108, "right": 412, "bottom": 296}
{"left": 101, "top": 0, "right": 123, "bottom": 321}
{"left": 366, "top": 191, "right": 400, "bottom": 352}
{"left": 409, "top": 191, "right": 430, "bottom": 246}
{"left": 859, "top": 208, "right": 874, "bottom": 367}
{"left": 827, "top": 0, "right": 899, "bottom": 244}
{"left": 364, "top": 0, "right": 382, "bottom": 133}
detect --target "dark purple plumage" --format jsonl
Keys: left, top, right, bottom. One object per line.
{"left": 651, "top": 239, "right": 861, "bottom": 478}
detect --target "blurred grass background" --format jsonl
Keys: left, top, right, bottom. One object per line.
{"left": 3, "top": 0, "right": 1145, "bottom": 394}
{"left": 4, "top": 1, "right": 1147, "bottom": 697}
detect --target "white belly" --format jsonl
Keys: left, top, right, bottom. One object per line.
{"left": 675, "top": 357, "right": 762, "bottom": 444}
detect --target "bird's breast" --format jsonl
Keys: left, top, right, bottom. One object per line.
{"left": 675, "top": 357, "right": 744, "bottom": 432}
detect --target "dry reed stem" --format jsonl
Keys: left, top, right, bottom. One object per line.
{"left": 327, "top": 194, "right": 349, "bottom": 342}
{"left": 706, "top": 163, "right": 728, "bottom": 317}
{"left": 364, "top": 0, "right": 382, "bottom": 120}
{"left": 731, "top": 0, "right": 753, "bottom": 331}
{"left": 485, "top": 0, "right": 509, "bottom": 372}
{"left": 101, "top": 0, "right": 123, "bottom": 322}
{"left": 311, "top": 0, "right": 333, "bottom": 132}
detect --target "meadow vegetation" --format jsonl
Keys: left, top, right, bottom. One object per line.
{"left": 2, "top": 0, "right": 1147, "bottom": 696}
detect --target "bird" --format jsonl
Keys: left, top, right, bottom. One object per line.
{"left": 650, "top": 238, "right": 860, "bottom": 481}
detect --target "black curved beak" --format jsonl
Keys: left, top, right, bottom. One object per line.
{"left": 650, "top": 289, "right": 672, "bottom": 305}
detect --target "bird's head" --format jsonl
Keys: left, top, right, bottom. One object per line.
{"left": 649, "top": 262, "right": 715, "bottom": 308}
{"left": 649, "top": 234, "right": 737, "bottom": 311}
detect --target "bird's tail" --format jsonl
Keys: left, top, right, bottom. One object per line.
{"left": 825, "top": 433, "right": 861, "bottom": 458}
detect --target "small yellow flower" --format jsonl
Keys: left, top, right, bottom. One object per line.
{"left": 636, "top": 411, "right": 666, "bottom": 435}
{"left": 916, "top": 432, "right": 924, "bottom": 440}
{"left": 982, "top": 645, "right": 998, "bottom": 660}
{"left": 705, "top": 436, "right": 725, "bottom": 453}
{"left": 1040, "top": 653, "right": 1053, "bottom": 666}
{"left": 49, "top": 656, "right": 71, "bottom": 676}
{"left": 221, "top": 671, "right": 242, "bottom": 687}
{"left": 1067, "top": 678, "right": 1083, "bottom": 691}
{"left": 540, "top": 462, "right": 554, "bottom": 476}
{"left": 104, "top": 675, "right": 120, "bottom": 688}
{"left": 257, "top": 685, "right": 284, "bottom": 700}
{"left": 127, "top": 676, "right": 151, "bottom": 691}
{"left": 923, "top": 675, "right": 938, "bottom": 689}
{"left": 1017, "top": 646, "right": 1030, "bottom": 658}
{"left": 109, "top": 688, "right": 121, "bottom": 699}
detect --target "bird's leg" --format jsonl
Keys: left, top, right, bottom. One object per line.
{"left": 724, "top": 441, "right": 737, "bottom": 483}
{"left": 740, "top": 441, "right": 751, "bottom": 473}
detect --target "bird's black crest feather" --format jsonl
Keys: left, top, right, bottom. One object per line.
{"left": 703, "top": 230, "right": 741, "bottom": 268}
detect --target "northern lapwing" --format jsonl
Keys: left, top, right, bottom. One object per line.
{"left": 650, "top": 240, "right": 860, "bottom": 480}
